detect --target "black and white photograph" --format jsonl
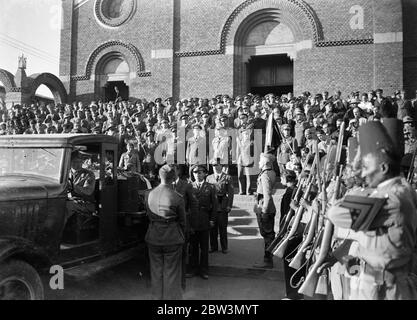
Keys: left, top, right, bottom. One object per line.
{"left": 1, "top": 0, "right": 417, "bottom": 309}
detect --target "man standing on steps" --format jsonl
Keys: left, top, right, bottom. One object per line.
{"left": 253, "top": 150, "right": 277, "bottom": 269}
{"left": 172, "top": 164, "right": 198, "bottom": 290}
{"left": 188, "top": 165, "right": 217, "bottom": 280}
{"left": 207, "top": 158, "right": 234, "bottom": 254}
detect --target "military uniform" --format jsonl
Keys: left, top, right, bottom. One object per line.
{"left": 277, "top": 133, "right": 299, "bottom": 176}
{"left": 206, "top": 171, "right": 234, "bottom": 252}
{"left": 236, "top": 122, "right": 254, "bottom": 194}
{"left": 141, "top": 140, "right": 157, "bottom": 179}
{"left": 119, "top": 150, "right": 141, "bottom": 173}
{"left": 145, "top": 174, "right": 186, "bottom": 300}
{"left": 189, "top": 175, "right": 217, "bottom": 277}
{"left": 186, "top": 129, "right": 207, "bottom": 169}
{"left": 66, "top": 167, "right": 96, "bottom": 222}
{"left": 328, "top": 120, "right": 417, "bottom": 300}
{"left": 255, "top": 162, "right": 276, "bottom": 266}
{"left": 173, "top": 177, "right": 198, "bottom": 289}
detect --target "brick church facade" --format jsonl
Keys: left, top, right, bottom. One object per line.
{"left": 59, "top": 0, "right": 417, "bottom": 103}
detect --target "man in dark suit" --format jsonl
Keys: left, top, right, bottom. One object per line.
{"left": 207, "top": 158, "right": 234, "bottom": 254}
{"left": 145, "top": 165, "right": 186, "bottom": 300}
{"left": 188, "top": 165, "right": 217, "bottom": 279}
{"left": 172, "top": 164, "right": 198, "bottom": 290}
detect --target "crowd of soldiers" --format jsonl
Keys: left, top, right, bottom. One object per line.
{"left": 2, "top": 87, "right": 417, "bottom": 300}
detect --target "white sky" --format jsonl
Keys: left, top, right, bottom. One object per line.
{"left": 0, "top": 0, "right": 62, "bottom": 97}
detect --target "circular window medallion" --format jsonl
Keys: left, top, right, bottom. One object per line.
{"left": 95, "top": 0, "right": 136, "bottom": 28}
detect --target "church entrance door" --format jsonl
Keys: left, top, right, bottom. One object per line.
{"left": 248, "top": 54, "right": 293, "bottom": 96}
{"left": 104, "top": 81, "right": 129, "bottom": 102}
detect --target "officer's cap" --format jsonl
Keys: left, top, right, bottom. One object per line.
{"left": 210, "top": 157, "right": 226, "bottom": 166}
{"left": 295, "top": 108, "right": 304, "bottom": 115}
{"left": 281, "top": 124, "right": 291, "bottom": 130}
{"left": 180, "top": 114, "right": 189, "bottom": 120}
{"left": 71, "top": 150, "right": 89, "bottom": 161}
{"left": 191, "top": 165, "right": 207, "bottom": 173}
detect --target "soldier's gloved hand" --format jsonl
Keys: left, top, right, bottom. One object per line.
{"left": 290, "top": 200, "right": 298, "bottom": 211}
{"left": 226, "top": 206, "right": 231, "bottom": 213}
{"left": 300, "top": 199, "right": 310, "bottom": 209}
{"left": 209, "top": 220, "right": 215, "bottom": 228}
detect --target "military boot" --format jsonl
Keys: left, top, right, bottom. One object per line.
{"left": 253, "top": 257, "right": 273, "bottom": 269}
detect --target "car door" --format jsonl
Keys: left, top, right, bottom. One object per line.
{"left": 100, "top": 143, "right": 118, "bottom": 251}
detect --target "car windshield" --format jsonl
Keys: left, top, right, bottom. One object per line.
{"left": 0, "top": 148, "right": 64, "bottom": 181}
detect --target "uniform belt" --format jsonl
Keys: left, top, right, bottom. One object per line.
{"left": 150, "top": 217, "right": 178, "bottom": 224}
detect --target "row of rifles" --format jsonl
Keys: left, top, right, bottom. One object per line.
{"left": 266, "top": 122, "right": 347, "bottom": 298}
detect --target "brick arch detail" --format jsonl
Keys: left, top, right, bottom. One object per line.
{"left": 0, "top": 69, "right": 16, "bottom": 90}
{"left": 28, "top": 73, "right": 68, "bottom": 104}
{"left": 223, "top": 0, "right": 323, "bottom": 49}
{"left": 72, "top": 40, "right": 151, "bottom": 81}
{"left": 175, "top": 0, "right": 322, "bottom": 57}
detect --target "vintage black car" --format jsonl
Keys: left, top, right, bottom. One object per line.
{"left": 0, "top": 134, "right": 151, "bottom": 300}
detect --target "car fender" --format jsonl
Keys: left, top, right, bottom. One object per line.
{"left": 0, "top": 236, "right": 51, "bottom": 271}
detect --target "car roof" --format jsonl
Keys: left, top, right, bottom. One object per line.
{"left": 0, "top": 134, "right": 118, "bottom": 148}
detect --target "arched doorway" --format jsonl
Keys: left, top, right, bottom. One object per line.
{"left": 245, "top": 22, "right": 294, "bottom": 96}
{"left": 236, "top": 19, "right": 296, "bottom": 96}
{"left": 35, "top": 84, "right": 55, "bottom": 105}
{"left": 28, "top": 73, "right": 68, "bottom": 105}
{"left": 95, "top": 54, "right": 130, "bottom": 102}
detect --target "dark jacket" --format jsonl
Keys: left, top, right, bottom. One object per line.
{"left": 206, "top": 173, "right": 234, "bottom": 211}
{"left": 190, "top": 181, "right": 217, "bottom": 230}
{"left": 173, "top": 178, "right": 198, "bottom": 233}
{"left": 145, "top": 185, "right": 186, "bottom": 246}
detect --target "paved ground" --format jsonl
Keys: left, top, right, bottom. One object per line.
{"left": 45, "top": 186, "right": 287, "bottom": 300}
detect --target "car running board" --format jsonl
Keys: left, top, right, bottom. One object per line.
{"left": 64, "top": 246, "right": 142, "bottom": 281}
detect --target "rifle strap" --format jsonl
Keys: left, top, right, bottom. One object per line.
{"left": 284, "top": 242, "right": 302, "bottom": 263}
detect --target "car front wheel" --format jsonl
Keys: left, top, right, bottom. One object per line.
{"left": 0, "top": 259, "right": 44, "bottom": 300}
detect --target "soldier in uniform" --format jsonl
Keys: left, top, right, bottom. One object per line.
{"left": 277, "top": 123, "right": 299, "bottom": 181}
{"left": 66, "top": 150, "right": 96, "bottom": 224}
{"left": 188, "top": 165, "right": 217, "bottom": 279}
{"left": 145, "top": 165, "right": 186, "bottom": 300}
{"left": 172, "top": 164, "right": 198, "bottom": 290}
{"left": 236, "top": 113, "right": 255, "bottom": 195}
{"left": 118, "top": 142, "right": 141, "bottom": 173}
{"left": 328, "top": 119, "right": 417, "bottom": 300}
{"left": 207, "top": 158, "right": 234, "bottom": 254}
{"left": 141, "top": 132, "right": 157, "bottom": 181}
{"left": 186, "top": 124, "right": 206, "bottom": 177}
{"left": 253, "top": 150, "right": 277, "bottom": 269}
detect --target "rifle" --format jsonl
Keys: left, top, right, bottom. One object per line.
{"left": 298, "top": 122, "right": 345, "bottom": 297}
{"left": 265, "top": 176, "right": 306, "bottom": 254}
{"left": 289, "top": 141, "right": 322, "bottom": 269}
{"left": 272, "top": 158, "right": 317, "bottom": 258}
{"left": 407, "top": 146, "right": 417, "bottom": 184}
{"left": 265, "top": 153, "right": 312, "bottom": 254}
